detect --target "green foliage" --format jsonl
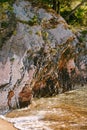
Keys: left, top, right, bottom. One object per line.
{"left": 10, "top": 57, "right": 15, "bottom": 62}
{"left": 42, "top": 31, "right": 49, "bottom": 40}
{"left": 0, "top": 0, "right": 14, "bottom": 4}
{"left": 81, "top": 30, "right": 87, "bottom": 36}
{"left": 1, "top": 21, "right": 9, "bottom": 28}
{"left": 40, "top": 0, "right": 87, "bottom": 27}
{"left": 0, "top": 1, "right": 13, "bottom": 18}
{"left": 75, "top": 7, "right": 87, "bottom": 25}
{"left": 28, "top": 15, "right": 38, "bottom": 26}
{"left": 78, "top": 36, "right": 85, "bottom": 42}
{"left": 17, "top": 15, "right": 38, "bottom": 26}
{"left": 78, "top": 29, "right": 87, "bottom": 42}
{"left": 0, "top": 1, "right": 16, "bottom": 49}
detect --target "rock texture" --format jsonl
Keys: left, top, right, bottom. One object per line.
{"left": 18, "top": 84, "right": 32, "bottom": 108}
{"left": 0, "top": 0, "right": 87, "bottom": 111}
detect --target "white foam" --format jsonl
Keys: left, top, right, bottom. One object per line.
{"left": 3, "top": 110, "right": 53, "bottom": 130}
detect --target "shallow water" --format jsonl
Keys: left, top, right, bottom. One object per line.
{"left": 1, "top": 86, "right": 87, "bottom": 130}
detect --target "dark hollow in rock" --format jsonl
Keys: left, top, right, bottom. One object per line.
{"left": 18, "top": 85, "right": 32, "bottom": 108}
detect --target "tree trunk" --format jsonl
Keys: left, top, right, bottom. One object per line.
{"left": 57, "top": 1, "right": 60, "bottom": 14}
{"left": 53, "top": 0, "right": 56, "bottom": 11}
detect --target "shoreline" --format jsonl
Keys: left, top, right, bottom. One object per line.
{"left": 0, "top": 118, "right": 18, "bottom": 130}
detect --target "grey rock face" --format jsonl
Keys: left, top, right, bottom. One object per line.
{"left": 0, "top": 0, "right": 86, "bottom": 112}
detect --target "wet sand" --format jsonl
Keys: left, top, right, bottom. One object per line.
{"left": 0, "top": 118, "right": 17, "bottom": 130}
{"left": 5, "top": 86, "right": 87, "bottom": 130}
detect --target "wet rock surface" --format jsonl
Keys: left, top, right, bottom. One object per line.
{"left": 0, "top": 0, "right": 87, "bottom": 111}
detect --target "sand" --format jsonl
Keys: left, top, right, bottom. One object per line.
{"left": 0, "top": 118, "right": 17, "bottom": 130}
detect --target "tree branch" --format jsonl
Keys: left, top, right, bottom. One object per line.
{"left": 66, "top": 0, "right": 87, "bottom": 20}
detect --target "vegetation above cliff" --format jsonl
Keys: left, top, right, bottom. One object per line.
{"left": 28, "top": 0, "right": 87, "bottom": 27}
{"left": 0, "top": 1, "right": 16, "bottom": 48}
{"left": 0, "top": 0, "right": 87, "bottom": 27}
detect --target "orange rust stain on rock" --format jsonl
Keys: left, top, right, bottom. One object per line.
{"left": 7, "top": 90, "right": 14, "bottom": 109}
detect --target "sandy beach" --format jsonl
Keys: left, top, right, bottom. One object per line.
{"left": 0, "top": 118, "right": 17, "bottom": 130}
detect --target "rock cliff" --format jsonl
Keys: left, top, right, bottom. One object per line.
{"left": 0, "top": 0, "right": 87, "bottom": 112}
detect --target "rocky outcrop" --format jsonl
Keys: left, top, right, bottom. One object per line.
{"left": 0, "top": 0, "right": 86, "bottom": 111}
{"left": 75, "top": 30, "right": 87, "bottom": 85}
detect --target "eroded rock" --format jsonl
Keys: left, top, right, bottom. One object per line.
{"left": 18, "top": 84, "right": 32, "bottom": 108}
{"left": 0, "top": 0, "right": 86, "bottom": 112}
